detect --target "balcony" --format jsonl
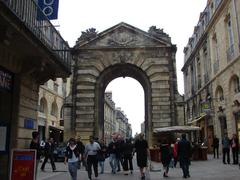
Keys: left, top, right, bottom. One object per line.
{"left": 0, "top": 0, "right": 71, "bottom": 76}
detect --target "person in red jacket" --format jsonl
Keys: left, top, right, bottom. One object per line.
{"left": 173, "top": 138, "right": 180, "bottom": 167}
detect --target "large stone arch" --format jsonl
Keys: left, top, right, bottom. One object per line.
{"left": 69, "top": 23, "right": 180, "bottom": 145}
{"left": 95, "top": 63, "right": 151, "bottom": 142}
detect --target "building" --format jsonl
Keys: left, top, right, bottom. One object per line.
{"left": 38, "top": 78, "right": 71, "bottom": 143}
{"left": 104, "top": 92, "right": 116, "bottom": 144}
{"left": 182, "top": 0, "right": 240, "bottom": 150}
{"left": 0, "top": 1, "right": 71, "bottom": 178}
{"left": 116, "top": 107, "right": 130, "bottom": 139}
{"left": 65, "top": 22, "right": 183, "bottom": 145}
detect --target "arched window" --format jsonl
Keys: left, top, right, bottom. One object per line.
{"left": 229, "top": 75, "right": 240, "bottom": 94}
{"left": 39, "top": 98, "right": 47, "bottom": 114}
{"left": 51, "top": 102, "right": 58, "bottom": 117}
{"left": 215, "top": 86, "right": 224, "bottom": 102}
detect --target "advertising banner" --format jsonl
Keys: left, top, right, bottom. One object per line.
{"left": 10, "top": 149, "right": 36, "bottom": 180}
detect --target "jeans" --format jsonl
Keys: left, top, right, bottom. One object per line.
{"left": 109, "top": 154, "right": 117, "bottom": 173}
{"left": 68, "top": 162, "right": 78, "bottom": 180}
{"left": 99, "top": 160, "right": 105, "bottom": 173}
{"left": 223, "top": 148, "right": 230, "bottom": 164}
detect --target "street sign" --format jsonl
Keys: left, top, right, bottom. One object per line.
{"left": 10, "top": 149, "right": 36, "bottom": 180}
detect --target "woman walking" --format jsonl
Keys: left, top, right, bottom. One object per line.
{"left": 122, "top": 138, "right": 134, "bottom": 175}
{"left": 64, "top": 138, "right": 80, "bottom": 180}
{"left": 160, "top": 140, "right": 172, "bottom": 177}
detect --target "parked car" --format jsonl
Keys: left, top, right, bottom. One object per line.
{"left": 53, "top": 143, "right": 67, "bottom": 162}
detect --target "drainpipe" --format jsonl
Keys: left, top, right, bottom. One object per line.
{"left": 233, "top": 0, "right": 240, "bottom": 50}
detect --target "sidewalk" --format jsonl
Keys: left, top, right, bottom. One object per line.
{"left": 37, "top": 155, "right": 240, "bottom": 180}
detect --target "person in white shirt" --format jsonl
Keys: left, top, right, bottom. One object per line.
{"left": 85, "top": 136, "right": 101, "bottom": 180}
{"left": 64, "top": 138, "right": 80, "bottom": 180}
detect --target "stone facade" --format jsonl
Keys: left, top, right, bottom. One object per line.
{"left": 104, "top": 92, "right": 116, "bottom": 144}
{"left": 0, "top": 1, "right": 71, "bottom": 179}
{"left": 66, "top": 22, "right": 183, "bottom": 146}
{"left": 37, "top": 78, "right": 71, "bottom": 143}
{"left": 182, "top": 0, "right": 240, "bottom": 149}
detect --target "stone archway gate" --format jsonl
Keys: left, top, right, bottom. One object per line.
{"left": 66, "top": 22, "right": 180, "bottom": 145}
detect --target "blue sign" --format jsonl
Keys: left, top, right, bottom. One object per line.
{"left": 0, "top": 66, "right": 13, "bottom": 92}
{"left": 24, "top": 118, "right": 35, "bottom": 129}
{"left": 37, "top": 0, "right": 59, "bottom": 20}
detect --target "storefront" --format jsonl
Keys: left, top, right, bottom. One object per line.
{"left": 0, "top": 66, "right": 13, "bottom": 178}
{"left": 49, "top": 126, "right": 64, "bottom": 144}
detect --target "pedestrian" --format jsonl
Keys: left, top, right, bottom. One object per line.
{"left": 212, "top": 136, "right": 219, "bottom": 158}
{"left": 29, "top": 131, "right": 41, "bottom": 179}
{"left": 173, "top": 138, "right": 180, "bottom": 167}
{"left": 85, "top": 136, "right": 101, "bottom": 180}
{"left": 97, "top": 139, "right": 107, "bottom": 174}
{"left": 40, "top": 137, "right": 56, "bottom": 172}
{"left": 230, "top": 133, "right": 239, "bottom": 164}
{"left": 108, "top": 135, "right": 118, "bottom": 174}
{"left": 64, "top": 138, "right": 80, "bottom": 180}
{"left": 76, "top": 136, "right": 85, "bottom": 169}
{"left": 116, "top": 134, "right": 124, "bottom": 172}
{"left": 222, "top": 133, "right": 230, "bottom": 164}
{"left": 134, "top": 133, "right": 149, "bottom": 180}
{"left": 122, "top": 138, "right": 134, "bottom": 175}
{"left": 178, "top": 134, "right": 191, "bottom": 179}
{"left": 160, "top": 140, "right": 172, "bottom": 177}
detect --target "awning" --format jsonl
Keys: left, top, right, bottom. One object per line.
{"left": 153, "top": 125, "right": 200, "bottom": 133}
{"left": 187, "top": 113, "right": 207, "bottom": 125}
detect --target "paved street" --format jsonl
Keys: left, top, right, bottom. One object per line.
{"left": 37, "top": 155, "right": 240, "bottom": 180}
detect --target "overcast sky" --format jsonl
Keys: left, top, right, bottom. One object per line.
{"left": 55, "top": 0, "right": 207, "bottom": 135}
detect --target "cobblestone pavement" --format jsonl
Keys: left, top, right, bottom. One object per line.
{"left": 37, "top": 155, "right": 240, "bottom": 180}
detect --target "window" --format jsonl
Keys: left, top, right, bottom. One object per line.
{"left": 51, "top": 102, "right": 58, "bottom": 117}
{"left": 39, "top": 98, "right": 46, "bottom": 113}
{"left": 54, "top": 82, "right": 58, "bottom": 92}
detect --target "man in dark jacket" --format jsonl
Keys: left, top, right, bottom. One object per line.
{"left": 212, "top": 136, "right": 219, "bottom": 158}
{"left": 178, "top": 134, "right": 191, "bottom": 178}
{"left": 41, "top": 137, "right": 56, "bottom": 171}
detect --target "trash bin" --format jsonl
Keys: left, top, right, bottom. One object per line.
{"left": 149, "top": 148, "right": 161, "bottom": 162}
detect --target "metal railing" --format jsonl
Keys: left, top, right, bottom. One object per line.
{"left": 1, "top": 0, "right": 71, "bottom": 71}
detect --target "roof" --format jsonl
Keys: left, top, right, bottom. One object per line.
{"left": 153, "top": 125, "right": 200, "bottom": 133}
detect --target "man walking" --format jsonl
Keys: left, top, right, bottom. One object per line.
{"left": 41, "top": 137, "right": 56, "bottom": 172}
{"left": 212, "top": 136, "right": 219, "bottom": 158}
{"left": 222, "top": 133, "right": 230, "bottom": 164}
{"left": 178, "top": 134, "right": 191, "bottom": 178}
{"left": 85, "top": 136, "right": 101, "bottom": 180}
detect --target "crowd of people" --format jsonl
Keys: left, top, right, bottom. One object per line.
{"left": 29, "top": 131, "right": 239, "bottom": 180}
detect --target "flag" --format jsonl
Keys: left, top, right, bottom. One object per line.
{"left": 37, "top": 0, "right": 59, "bottom": 20}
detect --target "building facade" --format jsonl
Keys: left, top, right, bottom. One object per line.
{"left": 0, "top": 1, "right": 71, "bottom": 178}
{"left": 104, "top": 92, "right": 116, "bottom": 144}
{"left": 182, "top": 0, "right": 240, "bottom": 151}
{"left": 38, "top": 78, "right": 71, "bottom": 144}
{"left": 116, "top": 108, "right": 130, "bottom": 139}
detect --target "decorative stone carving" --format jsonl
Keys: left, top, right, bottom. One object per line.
{"left": 77, "top": 28, "right": 98, "bottom": 43}
{"left": 112, "top": 51, "right": 133, "bottom": 63}
{"left": 108, "top": 32, "right": 136, "bottom": 47}
{"left": 148, "top": 26, "right": 170, "bottom": 42}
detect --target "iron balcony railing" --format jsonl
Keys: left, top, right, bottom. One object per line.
{"left": 1, "top": 0, "right": 71, "bottom": 71}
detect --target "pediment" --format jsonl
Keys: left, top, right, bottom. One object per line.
{"left": 75, "top": 22, "right": 172, "bottom": 49}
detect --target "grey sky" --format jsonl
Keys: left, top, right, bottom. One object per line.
{"left": 55, "top": 0, "right": 207, "bottom": 135}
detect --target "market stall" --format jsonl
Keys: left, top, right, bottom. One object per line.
{"left": 151, "top": 125, "right": 207, "bottom": 161}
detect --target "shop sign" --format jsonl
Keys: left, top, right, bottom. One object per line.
{"left": 0, "top": 66, "right": 13, "bottom": 92}
{"left": 10, "top": 149, "right": 36, "bottom": 180}
{"left": 24, "top": 118, "right": 35, "bottom": 129}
